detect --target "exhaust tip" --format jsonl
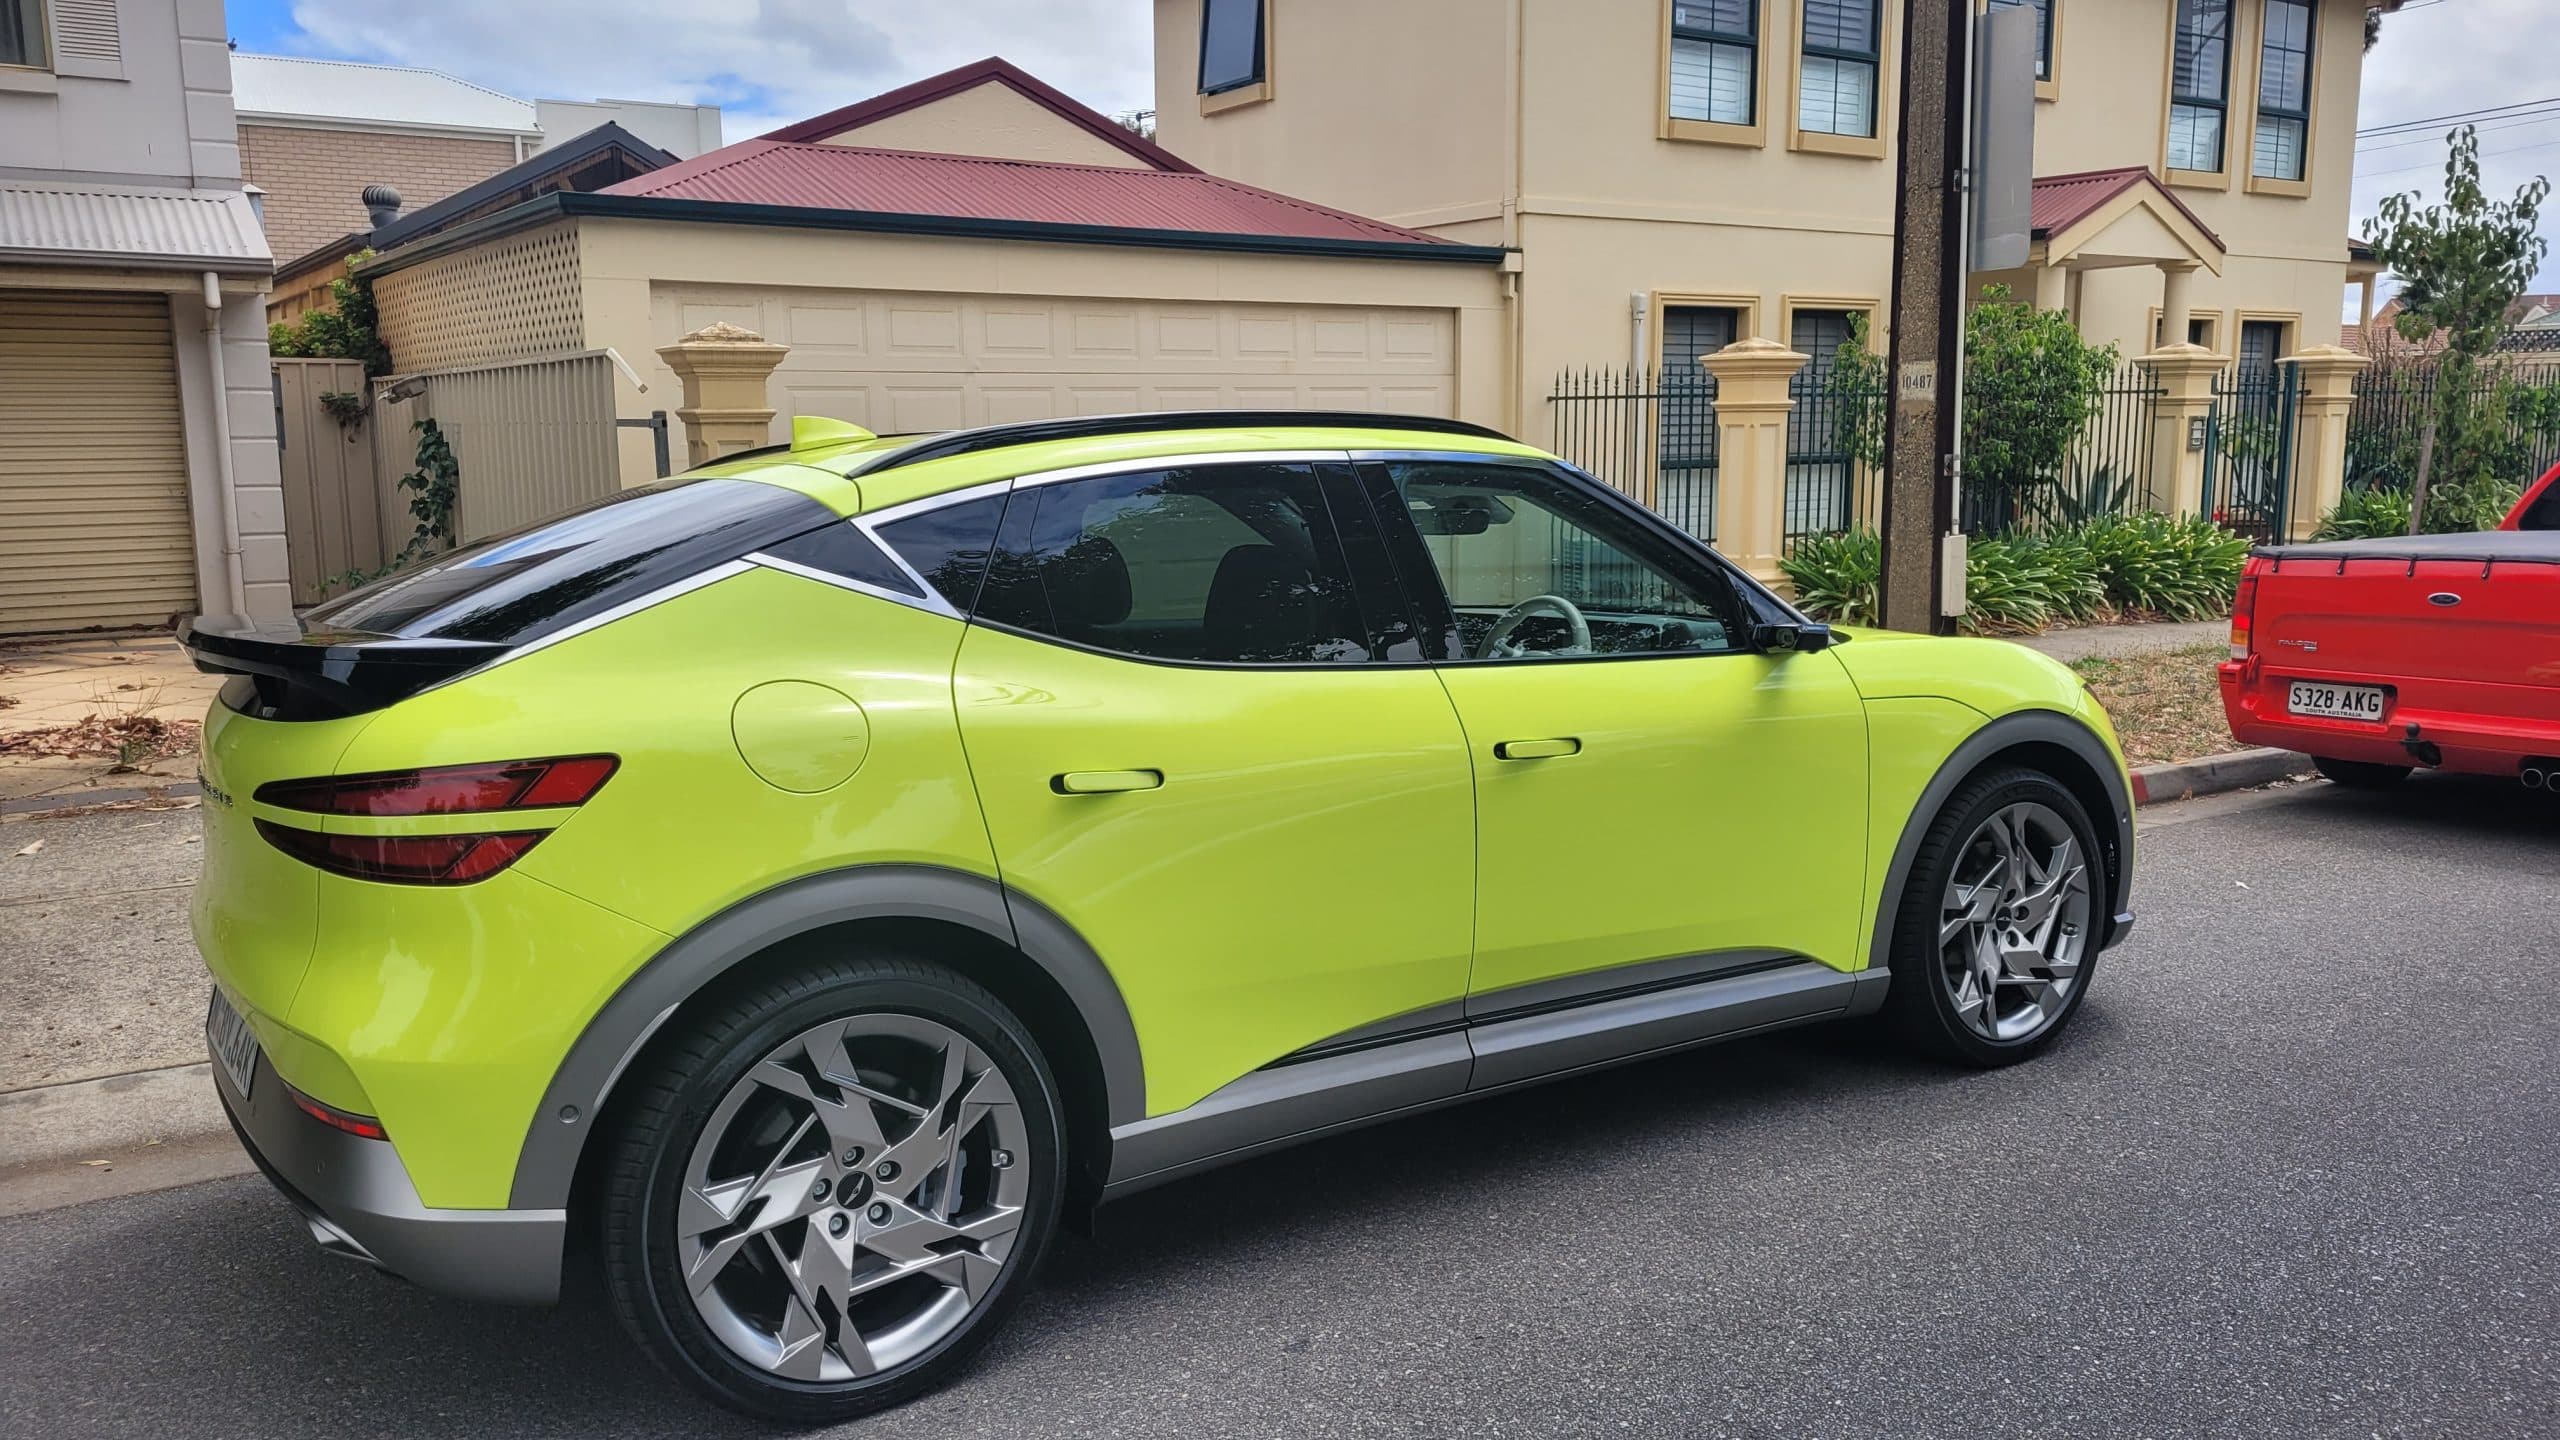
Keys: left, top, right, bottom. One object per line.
{"left": 2524, "top": 768, "right": 2549, "bottom": 791}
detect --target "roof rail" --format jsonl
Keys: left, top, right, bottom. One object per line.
{"left": 862, "top": 410, "right": 1515, "bottom": 473}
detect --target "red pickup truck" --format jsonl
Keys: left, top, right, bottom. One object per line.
{"left": 2220, "top": 520, "right": 2560, "bottom": 790}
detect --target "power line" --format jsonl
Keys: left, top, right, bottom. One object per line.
{"left": 2358, "top": 111, "right": 2560, "bottom": 157}
{"left": 2357, "top": 136, "right": 2560, "bottom": 182}
{"left": 2359, "top": 96, "right": 2560, "bottom": 140}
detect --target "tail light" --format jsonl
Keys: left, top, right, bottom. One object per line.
{"left": 254, "top": 755, "right": 616, "bottom": 816}
{"left": 253, "top": 754, "right": 614, "bottom": 885}
{"left": 284, "top": 1080, "right": 390, "bottom": 1141}
{"left": 2229, "top": 574, "right": 2258, "bottom": 661}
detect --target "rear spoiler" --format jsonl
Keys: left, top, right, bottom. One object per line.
{"left": 178, "top": 617, "right": 512, "bottom": 719}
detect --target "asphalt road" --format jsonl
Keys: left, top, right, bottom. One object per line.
{"left": 2, "top": 777, "right": 2554, "bottom": 1439}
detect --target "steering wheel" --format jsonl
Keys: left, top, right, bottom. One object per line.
{"left": 1475, "top": 594, "right": 1592, "bottom": 659}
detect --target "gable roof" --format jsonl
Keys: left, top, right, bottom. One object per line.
{"left": 2030, "top": 167, "right": 2225, "bottom": 253}
{"left": 231, "top": 54, "right": 540, "bottom": 136}
{"left": 604, "top": 140, "right": 1457, "bottom": 249}
{"left": 760, "top": 57, "right": 1195, "bottom": 173}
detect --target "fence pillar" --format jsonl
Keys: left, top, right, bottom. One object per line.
{"left": 2282, "top": 345, "right": 2371, "bottom": 541}
{"left": 656, "top": 323, "right": 788, "bottom": 465}
{"left": 2139, "top": 343, "right": 2227, "bottom": 517}
{"left": 1697, "top": 338, "right": 1809, "bottom": 591}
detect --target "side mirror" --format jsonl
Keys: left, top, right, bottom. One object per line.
{"left": 1751, "top": 622, "right": 1836, "bottom": 654}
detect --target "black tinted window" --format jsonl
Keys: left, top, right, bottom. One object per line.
{"left": 2522, "top": 478, "right": 2560, "bottom": 532}
{"left": 308, "top": 478, "right": 831, "bottom": 645}
{"left": 877, "top": 494, "right": 1007, "bottom": 610}
{"left": 759, "top": 522, "right": 921, "bottom": 596}
{"left": 977, "top": 463, "right": 1374, "bottom": 665}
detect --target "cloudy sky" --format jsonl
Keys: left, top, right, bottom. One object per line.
{"left": 227, "top": 0, "right": 2560, "bottom": 297}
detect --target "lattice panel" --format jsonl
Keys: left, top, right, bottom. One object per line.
{"left": 375, "top": 223, "right": 586, "bottom": 373}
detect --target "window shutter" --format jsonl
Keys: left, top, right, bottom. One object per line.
{"left": 49, "top": 0, "right": 123, "bottom": 79}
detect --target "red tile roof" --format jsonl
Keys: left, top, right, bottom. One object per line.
{"left": 2030, "top": 167, "right": 2225, "bottom": 254}
{"left": 762, "top": 56, "right": 1197, "bottom": 174}
{"left": 604, "top": 141, "right": 1460, "bottom": 249}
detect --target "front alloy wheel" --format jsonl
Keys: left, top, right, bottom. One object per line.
{"left": 603, "top": 957, "right": 1063, "bottom": 1423}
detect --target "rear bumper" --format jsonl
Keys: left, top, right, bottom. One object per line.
{"left": 213, "top": 1041, "right": 565, "bottom": 1305}
{"left": 2220, "top": 666, "right": 2558, "bottom": 777}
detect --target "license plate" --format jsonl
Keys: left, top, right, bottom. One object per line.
{"left": 207, "top": 989, "right": 260, "bottom": 1099}
{"left": 2288, "top": 681, "right": 2387, "bottom": 722}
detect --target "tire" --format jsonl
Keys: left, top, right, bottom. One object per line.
{"left": 1884, "top": 766, "right": 2105, "bottom": 1068}
{"left": 2313, "top": 756, "right": 2412, "bottom": 790}
{"left": 599, "top": 951, "right": 1065, "bottom": 1424}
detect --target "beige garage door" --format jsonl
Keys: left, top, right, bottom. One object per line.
{"left": 656, "top": 286, "right": 1455, "bottom": 437}
{"left": 0, "top": 292, "right": 196, "bottom": 635}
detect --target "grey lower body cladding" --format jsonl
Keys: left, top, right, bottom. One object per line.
{"left": 1102, "top": 955, "right": 1889, "bottom": 1200}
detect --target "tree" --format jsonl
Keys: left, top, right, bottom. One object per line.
{"left": 1959, "top": 286, "right": 2121, "bottom": 529}
{"left": 2365, "top": 126, "right": 2552, "bottom": 530}
{"left": 267, "top": 250, "right": 392, "bottom": 377}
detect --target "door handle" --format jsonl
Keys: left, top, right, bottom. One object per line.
{"left": 1492, "top": 738, "right": 1581, "bottom": 761}
{"left": 1052, "top": 769, "right": 1164, "bottom": 795}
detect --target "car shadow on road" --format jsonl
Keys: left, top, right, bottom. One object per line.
{"left": 2, "top": 1010, "right": 2039, "bottom": 1439}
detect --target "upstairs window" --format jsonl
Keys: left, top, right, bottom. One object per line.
{"left": 2167, "top": 0, "right": 2234, "bottom": 173}
{"left": 1198, "top": 0, "right": 1265, "bottom": 95}
{"left": 1799, "top": 0, "right": 1882, "bottom": 138}
{"left": 1669, "top": 0, "right": 1758, "bottom": 127}
{"left": 2252, "top": 0, "right": 2314, "bottom": 182}
{"left": 0, "top": 0, "right": 43, "bottom": 68}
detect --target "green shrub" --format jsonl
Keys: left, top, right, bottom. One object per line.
{"left": 2316, "top": 487, "right": 2414, "bottom": 540}
{"left": 1959, "top": 536, "right": 2056, "bottom": 634}
{"left": 1779, "top": 529, "right": 1880, "bottom": 626}
{"left": 2016, "top": 530, "right": 2110, "bottom": 624}
{"left": 2074, "top": 513, "right": 2248, "bottom": 621}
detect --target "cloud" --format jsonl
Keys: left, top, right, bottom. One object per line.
{"left": 269, "top": 0, "right": 1154, "bottom": 140}
{"left": 2356, "top": 0, "right": 2560, "bottom": 290}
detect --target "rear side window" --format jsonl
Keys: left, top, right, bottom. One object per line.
{"left": 2522, "top": 480, "right": 2560, "bottom": 532}
{"left": 876, "top": 493, "right": 1008, "bottom": 611}
{"left": 308, "top": 478, "right": 833, "bottom": 646}
{"left": 975, "top": 462, "right": 1377, "bottom": 665}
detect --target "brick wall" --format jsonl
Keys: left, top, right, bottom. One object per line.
{"left": 241, "top": 125, "right": 519, "bottom": 262}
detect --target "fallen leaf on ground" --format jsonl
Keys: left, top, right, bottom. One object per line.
{"left": 80, "top": 1159, "right": 112, "bottom": 1168}
{"left": 13, "top": 839, "right": 42, "bottom": 856}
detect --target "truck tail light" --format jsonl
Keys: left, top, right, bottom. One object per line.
{"left": 255, "top": 821, "right": 548, "bottom": 885}
{"left": 255, "top": 755, "right": 617, "bottom": 816}
{"left": 2230, "top": 574, "right": 2258, "bottom": 661}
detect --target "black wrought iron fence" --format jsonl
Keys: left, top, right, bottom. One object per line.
{"left": 2203, "top": 365, "right": 2301, "bottom": 542}
{"left": 1785, "top": 371, "right": 1884, "bottom": 547}
{"left": 2344, "top": 360, "right": 2560, "bottom": 495}
{"left": 1547, "top": 367, "right": 1718, "bottom": 541}
{"left": 1958, "top": 363, "right": 2164, "bottom": 536}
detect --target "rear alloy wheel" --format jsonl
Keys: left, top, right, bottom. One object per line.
{"left": 1888, "top": 768, "right": 2102, "bottom": 1066}
{"left": 602, "top": 958, "right": 1062, "bottom": 1423}
{"left": 2313, "top": 756, "right": 2412, "bottom": 790}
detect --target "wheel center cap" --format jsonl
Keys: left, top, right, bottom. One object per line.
{"left": 838, "top": 1172, "right": 875, "bottom": 1208}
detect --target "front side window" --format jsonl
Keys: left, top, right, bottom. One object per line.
{"left": 1669, "top": 0, "right": 1758, "bottom": 127}
{"left": 2168, "top": 0, "right": 2233, "bottom": 172}
{"left": 2252, "top": 0, "right": 2313, "bottom": 181}
{"left": 1377, "top": 461, "right": 1740, "bottom": 662}
{"left": 1798, "top": 0, "right": 1882, "bottom": 138}
{"left": 0, "top": 0, "right": 44, "bottom": 68}
{"left": 975, "top": 462, "right": 1377, "bottom": 665}
{"left": 1198, "top": 0, "right": 1264, "bottom": 95}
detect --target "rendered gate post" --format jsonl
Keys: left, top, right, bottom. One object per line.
{"left": 657, "top": 323, "right": 789, "bottom": 466}
{"left": 2281, "top": 346, "right": 2370, "bottom": 543}
{"left": 1698, "top": 338, "right": 1809, "bottom": 594}
{"left": 2138, "top": 343, "right": 2228, "bottom": 519}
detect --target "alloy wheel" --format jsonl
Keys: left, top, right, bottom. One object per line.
{"left": 1936, "top": 800, "right": 2093, "bottom": 1043}
{"left": 678, "top": 1013, "right": 1030, "bottom": 1382}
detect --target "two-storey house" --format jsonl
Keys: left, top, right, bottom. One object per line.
{"left": 1, "top": 0, "right": 286, "bottom": 634}
{"left": 1155, "top": 0, "right": 2392, "bottom": 437}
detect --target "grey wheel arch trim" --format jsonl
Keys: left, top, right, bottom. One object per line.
{"left": 507, "top": 863, "right": 1145, "bottom": 1211}
{"left": 1870, "top": 708, "right": 2136, "bottom": 973}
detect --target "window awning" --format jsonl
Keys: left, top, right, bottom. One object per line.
{"left": 0, "top": 180, "right": 272, "bottom": 273}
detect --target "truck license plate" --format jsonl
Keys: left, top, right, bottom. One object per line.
{"left": 2288, "top": 681, "right": 2386, "bottom": 722}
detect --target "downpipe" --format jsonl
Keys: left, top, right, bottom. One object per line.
{"left": 201, "top": 271, "right": 250, "bottom": 623}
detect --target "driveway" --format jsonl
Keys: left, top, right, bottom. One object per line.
{"left": 0, "top": 778, "right": 2552, "bottom": 1438}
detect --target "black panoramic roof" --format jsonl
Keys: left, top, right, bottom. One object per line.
{"left": 863, "top": 410, "right": 1516, "bottom": 473}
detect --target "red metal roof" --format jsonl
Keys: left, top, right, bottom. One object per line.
{"left": 604, "top": 141, "right": 1458, "bottom": 248}
{"left": 761, "top": 57, "right": 1197, "bottom": 174}
{"left": 2030, "top": 167, "right": 2225, "bottom": 254}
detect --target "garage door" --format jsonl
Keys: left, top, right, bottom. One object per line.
{"left": 0, "top": 291, "right": 196, "bottom": 635}
{"left": 655, "top": 287, "right": 1455, "bottom": 437}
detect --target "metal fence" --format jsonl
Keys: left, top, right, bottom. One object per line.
{"left": 1958, "top": 363, "right": 2164, "bottom": 536}
{"left": 2344, "top": 360, "right": 2560, "bottom": 495}
{"left": 1785, "top": 370, "right": 1884, "bottom": 546}
{"left": 381, "top": 350, "right": 622, "bottom": 544}
{"left": 1547, "top": 368, "right": 1720, "bottom": 541}
{"left": 2202, "top": 365, "right": 2301, "bottom": 542}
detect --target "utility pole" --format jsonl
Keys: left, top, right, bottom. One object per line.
{"left": 1879, "top": 0, "right": 1969, "bottom": 635}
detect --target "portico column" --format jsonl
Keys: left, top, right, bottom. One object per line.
{"left": 1696, "top": 337, "right": 1810, "bottom": 593}
{"left": 2159, "top": 262, "right": 2202, "bottom": 346}
{"left": 2033, "top": 263, "right": 2069, "bottom": 313}
{"left": 656, "top": 322, "right": 789, "bottom": 466}
{"left": 2283, "top": 345, "right": 2372, "bottom": 543}
{"left": 2139, "top": 342, "right": 2229, "bottom": 518}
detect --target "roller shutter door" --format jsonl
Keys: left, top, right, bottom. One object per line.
{"left": 0, "top": 291, "right": 197, "bottom": 635}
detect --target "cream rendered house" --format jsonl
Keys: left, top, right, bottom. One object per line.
{"left": 1154, "top": 0, "right": 2395, "bottom": 433}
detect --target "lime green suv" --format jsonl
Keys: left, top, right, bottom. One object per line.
{"left": 185, "top": 411, "right": 2133, "bottom": 1422}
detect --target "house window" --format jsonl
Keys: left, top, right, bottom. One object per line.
{"left": 2252, "top": 0, "right": 2313, "bottom": 182}
{"left": 1670, "top": 0, "right": 1758, "bottom": 127}
{"left": 1658, "top": 305, "right": 1739, "bottom": 538}
{"left": 2238, "top": 318, "right": 2288, "bottom": 374}
{"left": 0, "top": 0, "right": 43, "bottom": 68}
{"left": 1799, "top": 0, "right": 1882, "bottom": 138}
{"left": 1994, "top": 0, "right": 2055, "bottom": 81}
{"left": 1198, "top": 0, "right": 1265, "bottom": 95}
{"left": 2167, "top": 0, "right": 2233, "bottom": 173}
{"left": 1789, "top": 309, "right": 1859, "bottom": 389}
